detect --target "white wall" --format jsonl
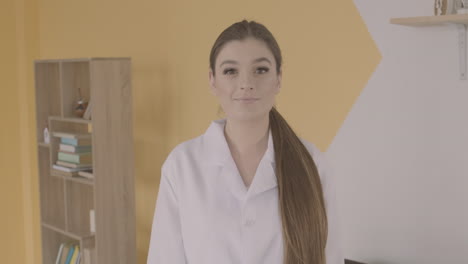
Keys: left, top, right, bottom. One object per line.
{"left": 327, "top": 1, "right": 468, "bottom": 263}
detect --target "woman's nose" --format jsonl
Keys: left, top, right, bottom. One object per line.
{"left": 240, "top": 73, "right": 254, "bottom": 90}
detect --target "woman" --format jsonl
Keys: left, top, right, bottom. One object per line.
{"left": 147, "top": 19, "right": 343, "bottom": 264}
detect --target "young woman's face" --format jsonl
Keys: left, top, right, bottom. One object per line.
{"left": 209, "top": 37, "right": 282, "bottom": 122}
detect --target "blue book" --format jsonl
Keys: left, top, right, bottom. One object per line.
{"left": 61, "top": 137, "right": 92, "bottom": 146}
{"left": 65, "top": 244, "right": 75, "bottom": 264}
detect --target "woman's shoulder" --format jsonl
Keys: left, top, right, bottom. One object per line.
{"left": 298, "top": 137, "right": 330, "bottom": 182}
{"left": 298, "top": 138, "right": 321, "bottom": 159}
{"left": 163, "top": 135, "right": 204, "bottom": 167}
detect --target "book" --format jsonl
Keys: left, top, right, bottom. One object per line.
{"left": 51, "top": 169, "right": 78, "bottom": 178}
{"left": 78, "top": 170, "right": 94, "bottom": 179}
{"left": 55, "top": 243, "right": 65, "bottom": 264}
{"left": 57, "top": 160, "right": 92, "bottom": 168}
{"left": 83, "top": 99, "right": 92, "bottom": 120}
{"left": 61, "top": 137, "right": 92, "bottom": 146}
{"left": 69, "top": 245, "right": 79, "bottom": 264}
{"left": 60, "top": 144, "right": 92, "bottom": 153}
{"left": 60, "top": 244, "right": 72, "bottom": 264}
{"left": 53, "top": 164, "right": 92, "bottom": 172}
{"left": 58, "top": 152, "right": 92, "bottom": 164}
{"left": 65, "top": 244, "right": 75, "bottom": 264}
{"left": 53, "top": 131, "right": 92, "bottom": 139}
{"left": 82, "top": 248, "right": 91, "bottom": 264}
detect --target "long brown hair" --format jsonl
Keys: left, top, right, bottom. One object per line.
{"left": 209, "top": 20, "right": 328, "bottom": 264}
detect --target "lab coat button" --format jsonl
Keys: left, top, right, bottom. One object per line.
{"left": 244, "top": 219, "right": 255, "bottom": 226}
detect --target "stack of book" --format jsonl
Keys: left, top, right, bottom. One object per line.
{"left": 52, "top": 132, "right": 94, "bottom": 179}
{"left": 54, "top": 242, "right": 80, "bottom": 264}
{"left": 54, "top": 242, "right": 95, "bottom": 264}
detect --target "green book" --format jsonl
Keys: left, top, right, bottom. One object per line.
{"left": 59, "top": 143, "right": 92, "bottom": 153}
{"left": 58, "top": 152, "right": 92, "bottom": 164}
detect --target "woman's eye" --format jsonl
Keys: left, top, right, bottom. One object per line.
{"left": 223, "top": 68, "right": 237, "bottom": 75}
{"left": 256, "top": 67, "right": 269, "bottom": 74}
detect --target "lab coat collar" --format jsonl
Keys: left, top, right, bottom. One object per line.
{"left": 202, "top": 118, "right": 277, "bottom": 199}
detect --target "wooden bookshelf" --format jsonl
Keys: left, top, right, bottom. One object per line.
{"left": 34, "top": 57, "right": 136, "bottom": 264}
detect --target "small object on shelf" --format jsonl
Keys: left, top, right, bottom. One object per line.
{"left": 457, "top": 0, "right": 468, "bottom": 13}
{"left": 43, "top": 122, "right": 50, "bottom": 144}
{"left": 435, "top": 0, "right": 443, "bottom": 15}
{"left": 74, "top": 87, "right": 88, "bottom": 118}
{"left": 435, "top": 0, "right": 461, "bottom": 15}
{"left": 90, "top": 209, "right": 96, "bottom": 234}
{"left": 83, "top": 99, "right": 92, "bottom": 120}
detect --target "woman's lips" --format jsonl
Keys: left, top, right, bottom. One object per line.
{"left": 235, "top": 98, "right": 259, "bottom": 102}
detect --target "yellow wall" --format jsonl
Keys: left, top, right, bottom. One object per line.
{"left": 1, "top": 1, "right": 25, "bottom": 263}
{"left": 1, "top": 0, "right": 40, "bottom": 263}
{"left": 5, "top": 0, "right": 380, "bottom": 263}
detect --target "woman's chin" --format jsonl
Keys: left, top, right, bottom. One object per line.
{"left": 227, "top": 111, "right": 269, "bottom": 123}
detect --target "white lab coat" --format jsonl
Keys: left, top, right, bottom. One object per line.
{"left": 147, "top": 118, "right": 344, "bottom": 264}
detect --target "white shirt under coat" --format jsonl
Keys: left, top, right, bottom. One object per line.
{"left": 147, "top": 118, "right": 344, "bottom": 264}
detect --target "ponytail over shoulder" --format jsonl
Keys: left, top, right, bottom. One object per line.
{"left": 270, "top": 107, "right": 328, "bottom": 264}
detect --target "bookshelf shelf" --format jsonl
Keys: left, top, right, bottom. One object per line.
{"left": 49, "top": 115, "right": 92, "bottom": 124}
{"left": 50, "top": 170, "right": 94, "bottom": 186}
{"left": 390, "top": 14, "right": 468, "bottom": 26}
{"left": 42, "top": 222, "right": 95, "bottom": 241}
{"left": 34, "top": 57, "right": 136, "bottom": 264}
{"left": 38, "top": 142, "right": 50, "bottom": 148}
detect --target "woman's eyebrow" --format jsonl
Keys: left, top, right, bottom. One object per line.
{"left": 219, "top": 60, "right": 237, "bottom": 68}
{"left": 219, "top": 57, "right": 272, "bottom": 68}
{"left": 252, "top": 57, "right": 271, "bottom": 65}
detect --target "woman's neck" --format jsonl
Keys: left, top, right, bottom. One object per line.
{"left": 224, "top": 115, "right": 269, "bottom": 155}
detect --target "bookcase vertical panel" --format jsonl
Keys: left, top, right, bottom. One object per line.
{"left": 34, "top": 62, "right": 61, "bottom": 143}
{"left": 38, "top": 146, "right": 66, "bottom": 229}
{"left": 91, "top": 59, "right": 136, "bottom": 263}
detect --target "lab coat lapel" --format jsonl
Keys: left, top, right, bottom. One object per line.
{"left": 202, "top": 118, "right": 278, "bottom": 201}
{"left": 202, "top": 119, "right": 246, "bottom": 200}
{"left": 221, "top": 154, "right": 249, "bottom": 200}
{"left": 246, "top": 128, "right": 277, "bottom": 198}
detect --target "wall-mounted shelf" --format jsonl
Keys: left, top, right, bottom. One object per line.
{"left": 390, "top": 14, "right": 468, "bottom": 26}
{"left": 390, "top": 14, "right": 468, "bottom": 79}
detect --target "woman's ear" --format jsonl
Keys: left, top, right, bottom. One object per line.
{"left": 209, "top": 69, "right": 217, "bottom": 96}
{"left": 276, "top": 68, "right": 282, "bottom": 95}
